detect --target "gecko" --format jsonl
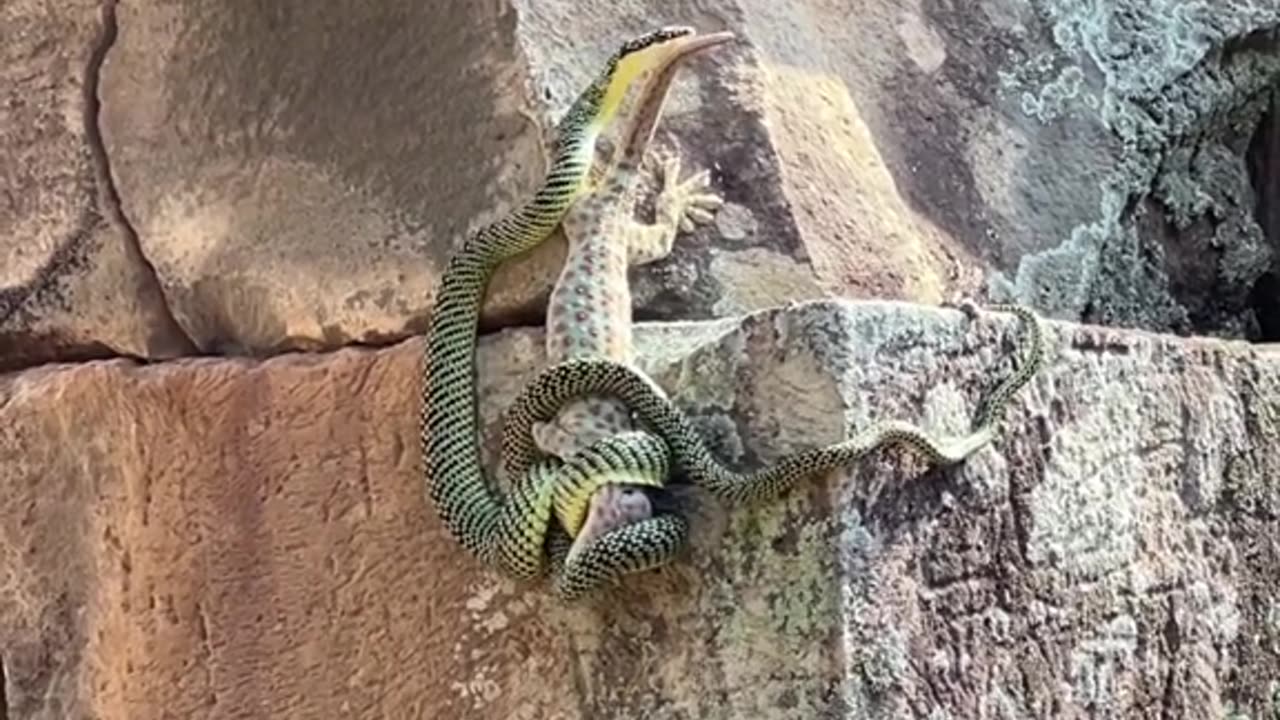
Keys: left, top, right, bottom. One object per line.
{"left": 533, "top": 32, "right": 732, "bottom": 561}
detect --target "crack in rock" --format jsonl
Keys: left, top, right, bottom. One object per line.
{"left": 85, "top": 0, "right": 198, "bottom": 355}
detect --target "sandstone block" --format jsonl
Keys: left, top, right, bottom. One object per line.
{"left": 2, "top": 301, "right": 1276, "bottom": 717}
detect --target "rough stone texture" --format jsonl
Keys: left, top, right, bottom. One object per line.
{"left": 3, "top": 2, "right": 1272, "bottom": 368}
{"left": 1249, "top": 88, "right": 1280, "bottom": 339}
{"left": 985, "top": 1, "right": 1280, "bottom": 339}
{"left": 98, "top": 1, "right": 553, "bottom": 355}
{"left": 2, "top": 300, "right": 1277, "bottom": 719}
{"left": 0, "top": 0, "right": 195, "bottom": 372}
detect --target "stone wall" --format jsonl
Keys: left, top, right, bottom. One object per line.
{"left": 3, "top": 1, "right": 1279, "bottom": 718}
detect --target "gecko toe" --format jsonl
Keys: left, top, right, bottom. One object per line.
{"left": 686, "top": 207, "right": 716, "bottom": 224}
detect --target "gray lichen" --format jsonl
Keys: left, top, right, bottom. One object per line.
{"left": 993, "top": 0, "right": 1280, "bottom": 335}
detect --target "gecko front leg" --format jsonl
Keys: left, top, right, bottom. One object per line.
{"left": 627, "top": 151, "right": 724, "bottom": 266}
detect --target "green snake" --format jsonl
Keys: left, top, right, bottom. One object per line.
{"left": 422, "top": 27, "right": 1048, "bottom": 602}
{"left": 422, "top": 28, "right": 703, "bottom": 600}
{"left": 500, "top": 302, "right": 1045, "bottom": 507}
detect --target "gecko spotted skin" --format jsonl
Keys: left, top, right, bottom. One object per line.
{"left": 533, "top": 151, "right": 721, "bottom": 460}
{"left": 529, "top": 40, "right": 728, "bottom": 563}
{"left": 538, "top": 152, "right": 721, "bottom": 564}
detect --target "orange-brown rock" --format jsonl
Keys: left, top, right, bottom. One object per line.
{"left": 2, "top": 301, "right": 1277, "bottom": 718}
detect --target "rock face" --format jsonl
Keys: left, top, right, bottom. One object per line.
{"left": 0, "top": 0, "right": 194, "bottom": 372}
{"left": 97, "top": 1, "right": 560, "bottom": 355}
{"left": 7, "top": 2, "right": 1277, "bottom": 369}
{"left": 2, "top": 300, "right": 1277, "bottom": 719}
{"left": 4, "top": 2, "right": 1280, "bottom": 718}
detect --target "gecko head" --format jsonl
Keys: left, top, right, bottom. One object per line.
{"left": 564, "top": 484, "right": 658, "bottom": 562}
{"left": 569, "top": 472, "right": 701, "bottom": 550}
{"left": 597, "top": 26, "right": 737, "bottom": 125}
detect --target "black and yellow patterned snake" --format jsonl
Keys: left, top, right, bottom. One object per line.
{"left": 422, "top": 28, "right": 710, "bottom": 600}
{"left": 501, "top": 302, "right": 1044, "bottom": 507}
{"left": 422, "top": 27, "right": 1048, "bottom": 601}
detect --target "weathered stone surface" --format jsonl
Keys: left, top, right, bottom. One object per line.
{"left": 970, "top": 0, "right": 1280, "bottom": 337}
{"left": 2, "top": 301, "right": 1276, "bottom": 718}
{"left": 79, "top": 1, "right": 1278, "bottom": 363}
{"left": 98, "top": 1, "right": 554, "bottom": 355}
{"left": 5, "top": 0, "right": 1277, "bottom": 370}
{"left": 0, "top": 0, "right": 195, "bottom": 372}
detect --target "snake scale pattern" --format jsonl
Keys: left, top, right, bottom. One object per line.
{"left": 422, "top": 26, "right": 1048, "bottom": 601}
{"left": 422, "top": 28, "right": 702, "bottom": 600}
{"left": 500, "top": 302, "right": 1045, "bottom": 508}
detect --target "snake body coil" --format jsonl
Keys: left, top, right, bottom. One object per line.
{"left": 422, "top": 28, "right": 700, "bottom": 599}
{"left": 423, "top": 28, "right": 1048, "bottom": 602}
{"left": 501, "top": 304, "right": 1046, "bottom": 506}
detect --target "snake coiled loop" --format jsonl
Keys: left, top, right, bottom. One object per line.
{"left": 502, "top": 304, "right": 1046, "bottom": 506}
{"left": 421, "top": 29, "right": 697, "bottom": 600}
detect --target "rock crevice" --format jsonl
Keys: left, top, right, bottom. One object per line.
{"left": 84, "top": 0, "right": 197, "bottom": 356}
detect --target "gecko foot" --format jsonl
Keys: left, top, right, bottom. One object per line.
{"left": 656, "top": 151, "right": 725, "bottom": 233}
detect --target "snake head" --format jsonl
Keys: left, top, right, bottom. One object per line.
{"left": 598, "top": 27, "right": 737, "bottom": 122}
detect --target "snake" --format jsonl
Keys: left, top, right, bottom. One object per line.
{"left": 422, "top": 27, "right": 1048, "bottom": 601}
{"left": 422, "top": 27, "right": 717, "bottom": 600}
{"left": 500, "top": 302, "right": 1046, "bottom": 508}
